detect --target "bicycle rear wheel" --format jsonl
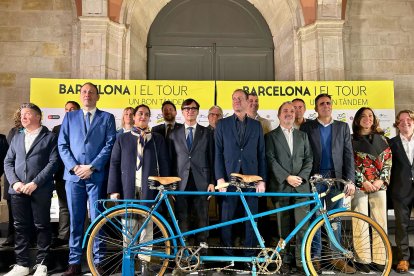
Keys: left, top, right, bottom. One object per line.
{"left": 304, "top": 211, "right": 392, "bottom": 275}
{"left": 86, "top": 207, "right": 172, "bottom": 276}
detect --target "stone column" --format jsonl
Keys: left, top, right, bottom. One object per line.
{"left": 297, "top": 20, "right": 346, "bottom": 80}
{"left": 73, "top": 0, "right": 126, "bottom": 79}
{"left": 296, "top": 0, "right": 346, "bottom": 81}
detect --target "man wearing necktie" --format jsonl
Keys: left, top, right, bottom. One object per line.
{"left": 58, "top": 82, "right": 116, "bottom": 276}
{"left": 151, "top": 100, "right": 183, "bottom": 139}
{"left": 168, "top": 99, "right": 215, "bottom": 276}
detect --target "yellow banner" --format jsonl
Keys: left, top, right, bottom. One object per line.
{"left": 30, "top": 78, "right": 215, "bottom": 109}
{"left": 216, "top": 81, "right": 394, "bottom": 110}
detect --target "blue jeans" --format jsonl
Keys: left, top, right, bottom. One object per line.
{"left": 311, "top": 182, "right": 343, "bottom": 258}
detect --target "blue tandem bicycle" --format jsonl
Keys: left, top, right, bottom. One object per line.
{"left": 83, "top": 174, "right": 392, "bottom": 275}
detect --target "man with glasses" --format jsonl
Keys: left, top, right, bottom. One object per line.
{"left": 207, "top": 105, "right": 223, "bottom": 130}
{"left": 168, "top": 99, "right": 215, "bottom": 276}
{"left": 300, "top": 93, "right": 355, "bottom": 273}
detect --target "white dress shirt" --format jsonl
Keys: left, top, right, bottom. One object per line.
{"left": 281, "top": 126, "right": 293, "bottom": 155}
{"left": 400, "top": 134, "right": 414, "bottom": 165}
{"left": 24, "top": 126, "right": 42, "bottom": 153}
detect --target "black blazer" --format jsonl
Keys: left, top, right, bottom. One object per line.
{"left": 151, "top": 123, "right": 183, "bottom": 138}
{"left": 169, "top": 124, "right": 214, "bottom": 191}
{"left": 2, "top": 127, "right": 21, "bottom": 200}
{"left": 4, "top": 126, "right": 59, "bottom": 196}
{"left": 389, "top": 135, "right": 414, "bottom": 199}
{"left": 300, "top": 119, "right": 355, "bottom": 182}
{"left": 107, "top": 131, "right": 170, "bottom": 201}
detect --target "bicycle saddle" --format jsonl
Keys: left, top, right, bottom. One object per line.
{"left": 231, "top": 173, "right": 262, "bottom": 183}
{"left": 148, "top": 176, "right": 181, "bottom": 185}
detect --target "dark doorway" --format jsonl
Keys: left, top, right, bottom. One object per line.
{"left": 147, "top": 0, "right": 275, "bottom": 81}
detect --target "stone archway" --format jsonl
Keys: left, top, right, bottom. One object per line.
{"left": 147, "top": 0, "right": 275, "bottom": 81}
{"left": 121, "top": 0, "right": 306, "bottom": 80}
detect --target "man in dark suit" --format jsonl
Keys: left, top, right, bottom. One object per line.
{"left": 215, "top": 89, "right": 266, "bottom": 270}
{"left": 300, "top": 93, "right": 355, "bottom": 273}
{"left": 51, "top": 100, "right": 80, "bottom": 248}
{"left": 151, "top": 100, "right": 182, "bottom": 138}
{"left": 266, "top": 101, "right": 313, "bottom": 274}
{"left": 4, "top": 103, "right": 59, "bottom": 276}
{"left": 58, "top": 82, "right": 116, "bottom": 276}
{"left": 169, "top": 99, "right": 214, "bottom": 272}
{"left": 390, "top": 110, "right": 414, "bottom": 273}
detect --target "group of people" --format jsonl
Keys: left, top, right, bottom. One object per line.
{"left": 0, "top": 82, "right": 414, "bottom": 276}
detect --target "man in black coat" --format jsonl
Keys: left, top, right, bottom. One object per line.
{"left": 390, "top": 110, "right": 414, "bottom": 273}
{"left": 169, "top": 99, "right": 214, "bottom": 274}
{"left": 151, "top": 100, "right": 182, "bottom": 138}
{"left": 4, "top": 103, "right": 59, "bottom": 276}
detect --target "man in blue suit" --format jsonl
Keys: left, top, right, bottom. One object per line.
{"left": 58, "top": 82, "right": 116, "bottom": 276}
{"left": 300, "top": 93, "right": 355, "bottom": 273}
{"left": 215, "top": 89, "right": 266, "bottom": 272}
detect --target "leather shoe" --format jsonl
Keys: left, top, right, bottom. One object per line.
{"left": 280, "top": 263, "right": 291, "bottom": 275}
{"left": 62, "top": 264, "right": 82, "bottom": 276}
{"left": 1, "top": 237, "right": 14, "bottom": 247}
{"left": 354, "top": 262, "right": 370, "bottom": 273}
{"left": 396, "top": 260, "right": 409, "bottom": 274}
{"left": 51, "top": 238, "right": 69, "bottom": 248}
{"left": 330, "top": 259, "right": 356, "bottom": 274}
{"left": 313, "top": 260, "right": 322, "bottom": 273}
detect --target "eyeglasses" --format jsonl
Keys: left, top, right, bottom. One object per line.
{"left": 209, "top": 113, "right": 222, "bottom": 117}
{"left": 182, "top": 107, "right": 199, "bottom": 111}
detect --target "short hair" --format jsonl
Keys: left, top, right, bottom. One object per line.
{"left": 394, "top": 110, "right": 414, "bottom": 128}
{"left": 292, "top": 98, "right": 306, "bottom": 108}
{"left": 352, "top": 107, "right": 380, "bottom": 136}
{"left": 134, "top": 104, "right": 151, "bottom": 116}
{"left": 20, "top": 103, "right": 42, "bottom": 120}
{"left": 208, "top": 105, "right": 223, "bottom": 115}
{"left": 315, "top": 93, "right": 332, "bottom": 105}
{"left": 233, "top": 89, "right": 249, "bottom": 100}
{"left": 248, "top": 92, "right": 258, "bottom": 98}
{"left": 81, "top": 82, "right": 99, "bottom": 93}
{"left": 65, "top": 101, "right": 80, "bottom": 110}
{"left": 161, "top": 100, "right": 177, "bottom": 111}
{"left": 181, "top": 98, "right": 200, "bottom": 110}
{"left": 277, "top": 101, "right": 293, "bottom": 116}
{"left": 121, "top": 106, "right": 135, "bottom": 128}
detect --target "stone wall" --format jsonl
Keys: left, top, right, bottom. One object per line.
{"left": 346, "top": 0, "right": 414, "bottom": 113}
{"left": 0, "top": 0, "right": 74, "bottom": 133}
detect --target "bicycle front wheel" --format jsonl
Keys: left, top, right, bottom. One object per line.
{"left": 304, "top": 211, "right": 392, "bottom": 275}
{"left": 86, "top": 207, "right": 172, "bottom": 276}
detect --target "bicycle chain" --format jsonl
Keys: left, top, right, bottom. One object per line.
{"left": 152, "top": 245, "right": 281, "bottom": 275}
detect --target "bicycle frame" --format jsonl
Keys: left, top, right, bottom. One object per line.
{"left": 83, "top": 187, "right": 348, "bottom": 276}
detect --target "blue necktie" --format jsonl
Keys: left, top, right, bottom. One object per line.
{"left": 186, "top": 127, "right": 193, "bottom": 150}
{"left": 85, "top": 112, "right": 91, "bottom": 132}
